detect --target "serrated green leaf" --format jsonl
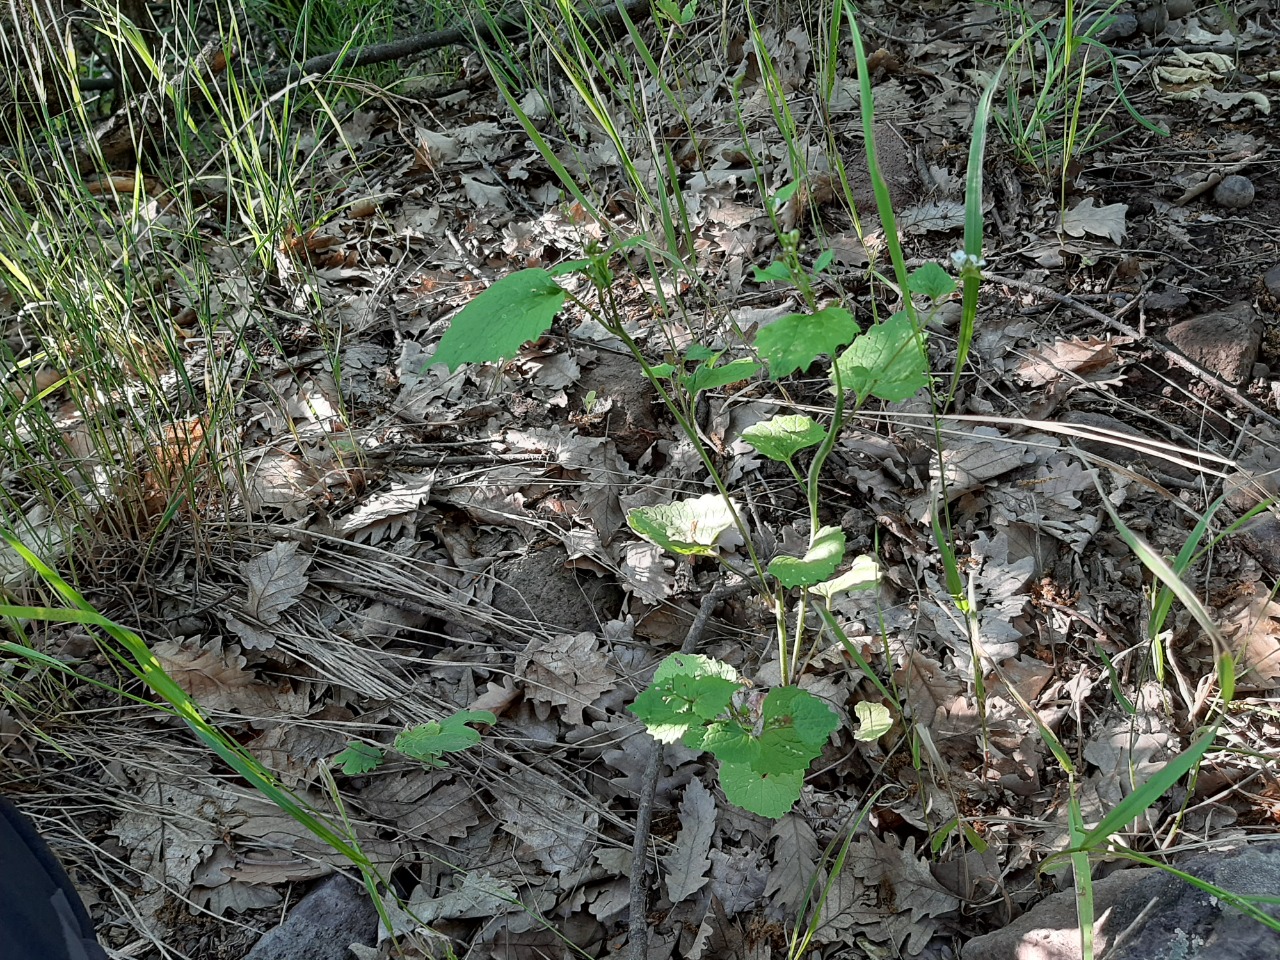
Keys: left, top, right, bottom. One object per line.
{"left": 755, "top": 306, "right": 858, "bottom": 379}
{"left": 685, "top": 357, "right": 760, "bottom": 396}
{"left": 763, "top": 686, "right": 839, "bottom": 747}
{"left": 701, "top": 720, "right": 761, "bottom": 765}
{"left": 676, "top": 673, "right": 741, "bottom": 720}
{"left": 740, "top": 414, "right": 826, "bottom": 463}
{"left": 627, "top": 494, "right": 740, "bottom": 556}
{"left": 853, "top": 700, "right": 893, "bottom": 741}
{"left": 333, "top": 741, "right": 383, "bottom": 775}
{"left": 812, "top": 554, "right": 881, "bottom": 600}
{"left": 394, "top": 710, "right": 495, "bottom": 766}
{"left": 908, "top": 262, "right": 956, "bottom": 302}
{"left": 768, "top": 525, "right": 846, "bottom": 588}
{"left": 685, "top": 343, "right": 717, "bottom": 362}
{"left": 754, "top": 724, "right": 815, "bottom": 775}
{"left": 631, "top": 684, "right": 699, "bottom": 743}
{"left": 719, "top": 763, "right": 804, "bottom": 818}
{"left": 630, "top": 654, "right": 742, "bottom": 742}
{"left": 833, "top": 310, "right": 929, "bottom": 402}
{"left": 431, "top": 268, "right": 568, "bottom": 372}
{"left": 649, "top": 362, "right": 677, "bottom": 379}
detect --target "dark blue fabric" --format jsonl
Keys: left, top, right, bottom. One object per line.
{"left": 0, "top": 794, "right": 108, "bottom": 960}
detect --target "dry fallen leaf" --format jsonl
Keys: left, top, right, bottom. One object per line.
{"left": 665, "top": 778, "right": 717, "bottom": 904}
{"left": 1060, "top": 197, "right": 1128, "bottom": 244}
{"left": 241, "top": 540, "right": 311, "bottom": 625}
{"left": 516, "top": 631, "right": 618, "bottom": 725}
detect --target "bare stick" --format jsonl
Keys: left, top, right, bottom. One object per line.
{"left": 258, "top": 0, "right": 654, "bottom": 94}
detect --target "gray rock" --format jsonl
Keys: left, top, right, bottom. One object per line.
{"left": 1263, "top": 263, "right": 1280, "bottom": 299}
{"left": 1146, "top": 287, "right": 1189, "bottom": 315}
{"left": 1136, "top": 2, "right": 1168, "bottom": 36}
{"left": 962, "top": 842, "right": 1280, "bottom": 960}
{"left": 1165, "top": 303, "right": 1261, "bottom": 384}
{"left": 1213, "top": 175, "right": 1256, "bottom": 209}
{"left": 1166, "top": 0, "right": 1194, "bottom": 17}
{"left": 242, "top": 875, "right": 378, "bottom": 960}
{"left": 492, "top": 544, "right": 623, "bottom": 633}
{"left": 1222, "top": 428, "right": 1280, "bottom": 512}
{"left": 1087, "top": 11, "right": 1138, "bottom": 42}
{"left": 1233, "top": 511, "right": 1280, "bottom": 577}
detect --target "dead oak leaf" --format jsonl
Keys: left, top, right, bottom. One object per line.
{"left": 843, "top": 834, "right": 959, "bottom": 952}
{"left": 1221, "top": 583, "right": 1280, "bottom": 685}
{"left": 151, "top": 637, "right": 282, "bottom": 715}
{"left": 515, "top": 631, "right": 617, "bottom": 725}
{"left": 495, "top": 780, "right": 598, "bottom": 874}
{"left": 665, "top": 778, "right": 716, "bottom": 904}
{"left": 765, "top": 812, "right": 822, "bottom": 918}
{"left": 1060, "top": 197, "right": 1128, "bottom": 244}
{"left": 241, "top": 540, "right": 310, "bottom": 624}
{"left": 895, "top": 649, "right": 966, "bottom": 729}
{"left": 1016, "top": 336, "right": 1120, "bottom": 387}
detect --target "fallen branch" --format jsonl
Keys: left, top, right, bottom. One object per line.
{"left": 257, "top": 0, "right": 654, "bottom": 94}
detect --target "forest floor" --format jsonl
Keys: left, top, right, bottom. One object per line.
{"left": 3, "top": 1, "right": 1280, "bottom": 958}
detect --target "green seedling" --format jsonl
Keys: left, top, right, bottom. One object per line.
{"left": 333, "top": 710, "right": 497, "bottom": 774}
{"left": 629, "top": 654, "right": 842, "bottom": 817}
{"left": 429, "top": 241, "right": 946, "bottom": 814}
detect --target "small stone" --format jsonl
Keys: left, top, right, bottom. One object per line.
{"left": 1091, "top": 11, "right": 1138, "bottom": 42}
{"left": 1166, "top": 0, "right": 1194, "bottom": 16}
{"left": 1263, "top": 263, "right": 1280, "bottom": 298}
{"left": 1223, "top": 430, "right": 1280, "bottom": 512}
{"left": 243, "top": 875, "right": 378, "bottom": 960}
{"left": 1235, "top": 512, "right": 1280, "bottom": 576}
{"left": 1166, "top": 302, "right": 1261, "bottom": 384}
{"left": 1213, "top": 174, "right": 1255, "bottom": 209}
{"left": 1146, "top": 288, "right": 1189, "bottom": 314}
{"left": 1136, "top": 2, "right": 1168, "bottom": 35}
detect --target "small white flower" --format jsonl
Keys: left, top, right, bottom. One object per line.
{"left": 949, "top": 250, "right": 987, "bottom": 273}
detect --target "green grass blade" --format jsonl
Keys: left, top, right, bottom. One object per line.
{"left": 948, "top": 59, "right": 1006, "bottom": 403}
{"left": 1077, "top": 726, "right": 1218, "bottom": 850}
{"left": 0, "top": 531, "right": 371, "bottom": 870}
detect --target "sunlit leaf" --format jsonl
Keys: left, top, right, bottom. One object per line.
{"left": 431, "top": 268, "right": 567, "bottom": 372}
{"left": 768, "top": 525, "right": 846, "bottom": 588}
{"left": 740, "top": 414, "right": 826, "bottom": 463}
{"left": 755, "top": 306, "right": 858, "bottom": 378}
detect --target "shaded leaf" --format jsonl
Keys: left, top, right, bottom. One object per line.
{"left": 740, "top": 414, "right": 826, "bottom": 463}
{"left": 431, "top": 268, "right": 567, "bottom": 372}
{"left": 769, "top": 525, "right": 846, "bottom": 588}
{"left": 719, "top": 763, "right": 804, "bottom": 818}
{"left": 755, "top": 306, "right": 858, "bottom": 378}
{"left": 333, "top": 741, "right": 383, "bottom": 775}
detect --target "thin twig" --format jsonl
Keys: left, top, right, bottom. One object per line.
{"left": 257, "top": 0, "right": 654, "bottom": 94}
{"left": 985, "top": 272, "right": 1280, "bottom": 430}
{"left": 627, "top": 575, "right": 748, "bottom": 960}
